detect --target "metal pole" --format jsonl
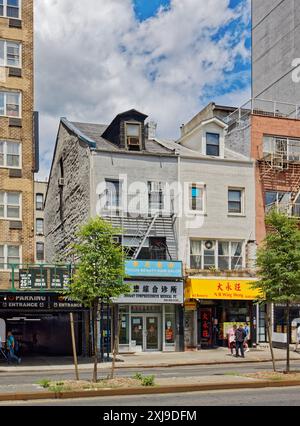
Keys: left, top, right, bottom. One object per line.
{"left": 70, "top": 313, "right": 79, "bottom": 381}
{"left": 106, "top": 300, "right": 110, "bottom": 361}
{"left": 100, "top": 299, "right": 104, "bottom": 362}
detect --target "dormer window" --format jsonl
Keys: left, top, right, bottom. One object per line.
{"left": 126, "top": 122, "right": 141, "bottom": 151}
{"left": 206, "top": 133, "right": 220, "bottom": 157}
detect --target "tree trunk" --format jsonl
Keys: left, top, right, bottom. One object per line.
{"left": 92, "top": 299, "right": 99, "bottom": 383}
{"left": 286, "top": 301, "right": 290, "bottom": 373}
{"left": 110, "top": 306, "right": 120, "bottom": 380}
{"left": 266, "top": 303, "right": 276, "bottom": 372}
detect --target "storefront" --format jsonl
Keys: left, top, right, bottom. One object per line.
{"left": 272, "top": 303, "right": 300, "bottom": 348}
{"left": 0, "top": 292, "right": 89, "bottom": 356}
{"left": 184, "top": 277, "right": 261, "bottom": 349}
{"left": 114, "top": 260, "right": 184, "bottom": 353}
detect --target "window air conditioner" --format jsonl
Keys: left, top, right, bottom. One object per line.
{"left": 127, "top": 137, "right": 140, "bottom": 146}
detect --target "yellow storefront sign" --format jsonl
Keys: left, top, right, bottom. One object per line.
{"left": 185, "top": 278, "right": 262, "bottom": 301}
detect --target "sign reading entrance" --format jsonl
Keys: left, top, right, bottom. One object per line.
{"left": 114, "top": 281, "right": 184, "bottom": 304}
{"left": 0, "top": 293, "right": 86, "bottom": 310}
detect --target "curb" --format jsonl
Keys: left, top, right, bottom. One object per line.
{"left": 0, "top": 357, "right": 299, "bottom": 374}
{"left": 1, "top": 380, "right": 300, "bottom": 402}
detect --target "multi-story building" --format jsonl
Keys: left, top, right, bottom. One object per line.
{"left": 252, "top": 0, "right": 300, "bottom": 103}
{"left": 45, "top": 109, "right": 184, "bottom": 354}
{"left": 0, "top": 0, "right": 37, "bottom": 289}
{"left": 34, "top": 180, "right": 47, "bottom": 263}
{"left": 164, "top": 106, "right": 258, "bottom": 350}
{"left": 226, "top": 98, "right": 300, "bottom": 346}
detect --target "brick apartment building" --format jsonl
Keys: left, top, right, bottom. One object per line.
{"left": 0, "top": 1, "right": 37, "bottom": 289}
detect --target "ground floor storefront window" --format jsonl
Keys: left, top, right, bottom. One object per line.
{"left": 118, "top": 304, "right": 179, "bottom": 352}
{"left": 273, "top": 303, "right": 300, "bottom": 345}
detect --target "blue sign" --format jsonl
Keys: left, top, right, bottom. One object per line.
{"left": 125, "top": 260, "right": 182, "bottom": 278}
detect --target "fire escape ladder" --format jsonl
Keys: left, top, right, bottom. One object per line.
{"left": 132, "top": 213, "right": 160, "bottom": 260}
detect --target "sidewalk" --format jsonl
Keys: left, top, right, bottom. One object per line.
{"left": 0, "top": 346, "right": 299, "bottom": 373}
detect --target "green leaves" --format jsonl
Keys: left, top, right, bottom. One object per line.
{"left": 253, "top": 211, "right": 300, "bottom": 303}
{"left": 66, "top": 217, "right": 129, "bottom": 307}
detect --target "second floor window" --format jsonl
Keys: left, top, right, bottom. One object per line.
{"left": 36, "top": 242, "right": 44, "bottom": 262}
{"left": 36, "top": 193, "right": 44, "bottom": 211}
{"left": 0, "top": 0, "right": 20, "bottom": 19}
{"left": 0, "top": 140, "right": 20, "bottom": 168}
{"left": 0, "top": 91, "right": 21, "bottom": 117}
{"left": 0, "top": 244, "right": 20, "bottom": 269}
{"left": 190, "top": 240, "right": 244, "bottom": 271}
{"left": 0, "top": 191, "right": 20, "bottom": 219}
{"left": 0, "top": 40, "right": 21, "bottom": 68}
{"left": 148, "top": 181, "right": 164, "bottom": 211}
{"left": 36, "top": 218, "right": 44, "bottom": 235}
{"left": 206, "top": 133, "right": 220, "bottom": 156}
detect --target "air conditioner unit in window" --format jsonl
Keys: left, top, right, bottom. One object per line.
{"left": 127, "top": 137, "right": 140, "bottom": 146}
{"left": 58, "top": 178, "right": 65, "bottom": 187}
{"left": 204, "top": 240, "right": 215, "bottom": 250}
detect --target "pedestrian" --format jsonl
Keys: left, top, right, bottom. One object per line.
{"left": 228, "top": 324, "right": 237, "bottom": 356}
{"left": 235, "top": 324, "right": 247, "bottom": 358}
{"left": 294, "top": 323, "right": 300, "bottom": 352}
{"left": 244, "top": 322, "right": 250, "bottom": 353}
{"left": 6, "top": 332, "right": 21, "bottom": 364}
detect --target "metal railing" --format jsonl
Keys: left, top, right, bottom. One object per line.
{"left": 0, "top": 263, "right": 73, "bottom": 292}
{"left": 265, "top": 203, "right": 300, "bottom": 218}
{"left": 226, "top": 98, "right": 300, "bottom": 130}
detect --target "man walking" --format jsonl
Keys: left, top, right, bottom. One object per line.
{"left": 235, "top": 324, "right": 247, "bottom": 358}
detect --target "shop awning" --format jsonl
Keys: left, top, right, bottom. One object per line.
{"left": 185, "top": 278, "right": 263, "bottom": 301}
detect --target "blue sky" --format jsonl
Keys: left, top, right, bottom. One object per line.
{"left": 36, "top": 0, "right": 252, "bottom": 179}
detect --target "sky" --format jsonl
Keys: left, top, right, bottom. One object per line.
{"left": 35, "top": 0, "right": 251, "bottom": 180}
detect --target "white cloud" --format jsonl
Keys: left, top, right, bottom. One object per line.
{"left": 35, "top": 0, "right": 250, "bottom": 179}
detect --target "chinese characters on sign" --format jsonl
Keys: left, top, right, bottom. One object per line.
{"left": 114, "top": 281, "right": 184, "bottom": 304}
{"left": 200, "top": 308, "right": 212, "bottom": 347}
{"left": 125, "top": 260, "right": 182, "bottom": 278}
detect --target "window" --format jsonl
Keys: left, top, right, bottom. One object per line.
{"left": 0, "top": 140, "right": 20, "bottom": 168}
{"left": 190, "top": 240, "right": 244, "bottom": 270}
{"left": 0, "top": 40, "right": 21, "bottom": 68}
{"left": 126, "top": 123, "right": 141, "bottom": 151}
{"left": 36, "top": 218, "right": 44, "bottom": 235}
{"left": 0, "top": 0, "right": 20, "bottom": 19}
{"left": 36, "top": 193, "right": 44, "bottom": 211}
{"left": 0, "top": 191, "right": 20, "bottom": 219}
{"left": 0, "top": 244, "right": 20, "bottom": 269}
{"left": 206, "top": 133, "right": 220, "bottom": 156}
{"left": 105, "top": 179, "right": 121, "bottom": 208}
{"left": 36, "top": 242, "right": 44, "bottom": 262}
{"left": 148, "top": 181, "right": 164, "bottom": 211}
{"left": 0, "top": 91, "right": 21, "bottom": 117}
{"left": 228, "top": 189, "right": 244, "bottom": 214}
{"left": 189, "top": 184, "right": 204, "bottom": 211}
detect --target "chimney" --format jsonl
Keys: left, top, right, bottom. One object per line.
{"left": 146, "top": 121, "right": 157, "bottom": 140}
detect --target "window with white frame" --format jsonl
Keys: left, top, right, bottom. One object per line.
{"left": 0, "top": 191, "right": 21, "bottom": 219}
{"left": 36, "top": 242, "right": 44, "bottom": 261}
{"left": 228, "top": 188, "right": 244, "bottom": 214}
{"left": 0, "top": 91, "right": 21, "bottom": 117}
{"left": 0, "top": 140, "right": 20, "bottom": 168}
{"left": 36, "top": 218, "right": 44, "bottom": 235}
{"left": 36, "top": 193, "right": 44, "bottom": 211}
{"left": 0, "top": 0, "right": 21, "bottom": 19}
{"left": 0, "top": 40, "right": 21, "bottom": 68}
{"left": 189, "top": 184, "right": 205, "bottom": 212}
{"left": 126, "top": 122, "right": 141, "bottom": 151}
{"left": 206, "top": 133, "right": 220, "bottom": 156}
{"left": 148, "top": 181, "right": 164, "bottom": 211}
{"left": 0, "top": 244, "right": 20, "bottom": 269}
{"left": 105, "top": 179, "right": 121, "bottom": 208}
{"left": 190, "top": 240, "right": 244, "bottom": 270}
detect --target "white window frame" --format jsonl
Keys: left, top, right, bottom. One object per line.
{"left": 0, "top": 91, "right": 21, "bottom": 118}
{"left": 228, "top": 187, "right": 245, "bottom": 215}
{"left": 0, "top": 244, "right": 21, "bottom": 270}
{"left": 189, "top": 239, "right": 245, "bottom": 270}
{"left": 0, "top": 39, "right": 21, "bottom": 68}
{"left": 125, "top": 121, "right": 142, "bottom": 151}
{"left": 187, "top": 183, "right": 206, "bottom": 214}
{"left": 36, "top": 218, "right": 44, "bottom": 236}
{"left": 0, "top": 0, "right": 21, "bottom": 20}
{"left": 148, "top": 181, "right": 165, "bottom": 212}
{"left": 0, "top": 191, "right": 21, "bottom": 220}
{"left": 36, "top": 242, "right": 45, "bottom": 262}
{"left": 0, "top": 140, "right": 21, "bottom": 169}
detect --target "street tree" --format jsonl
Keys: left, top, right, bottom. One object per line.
{"left": 253, "top": 210, "right": 300, "bottom": 373}
{"left": 67, "top": 217, "right": 129, "bottom": 382}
